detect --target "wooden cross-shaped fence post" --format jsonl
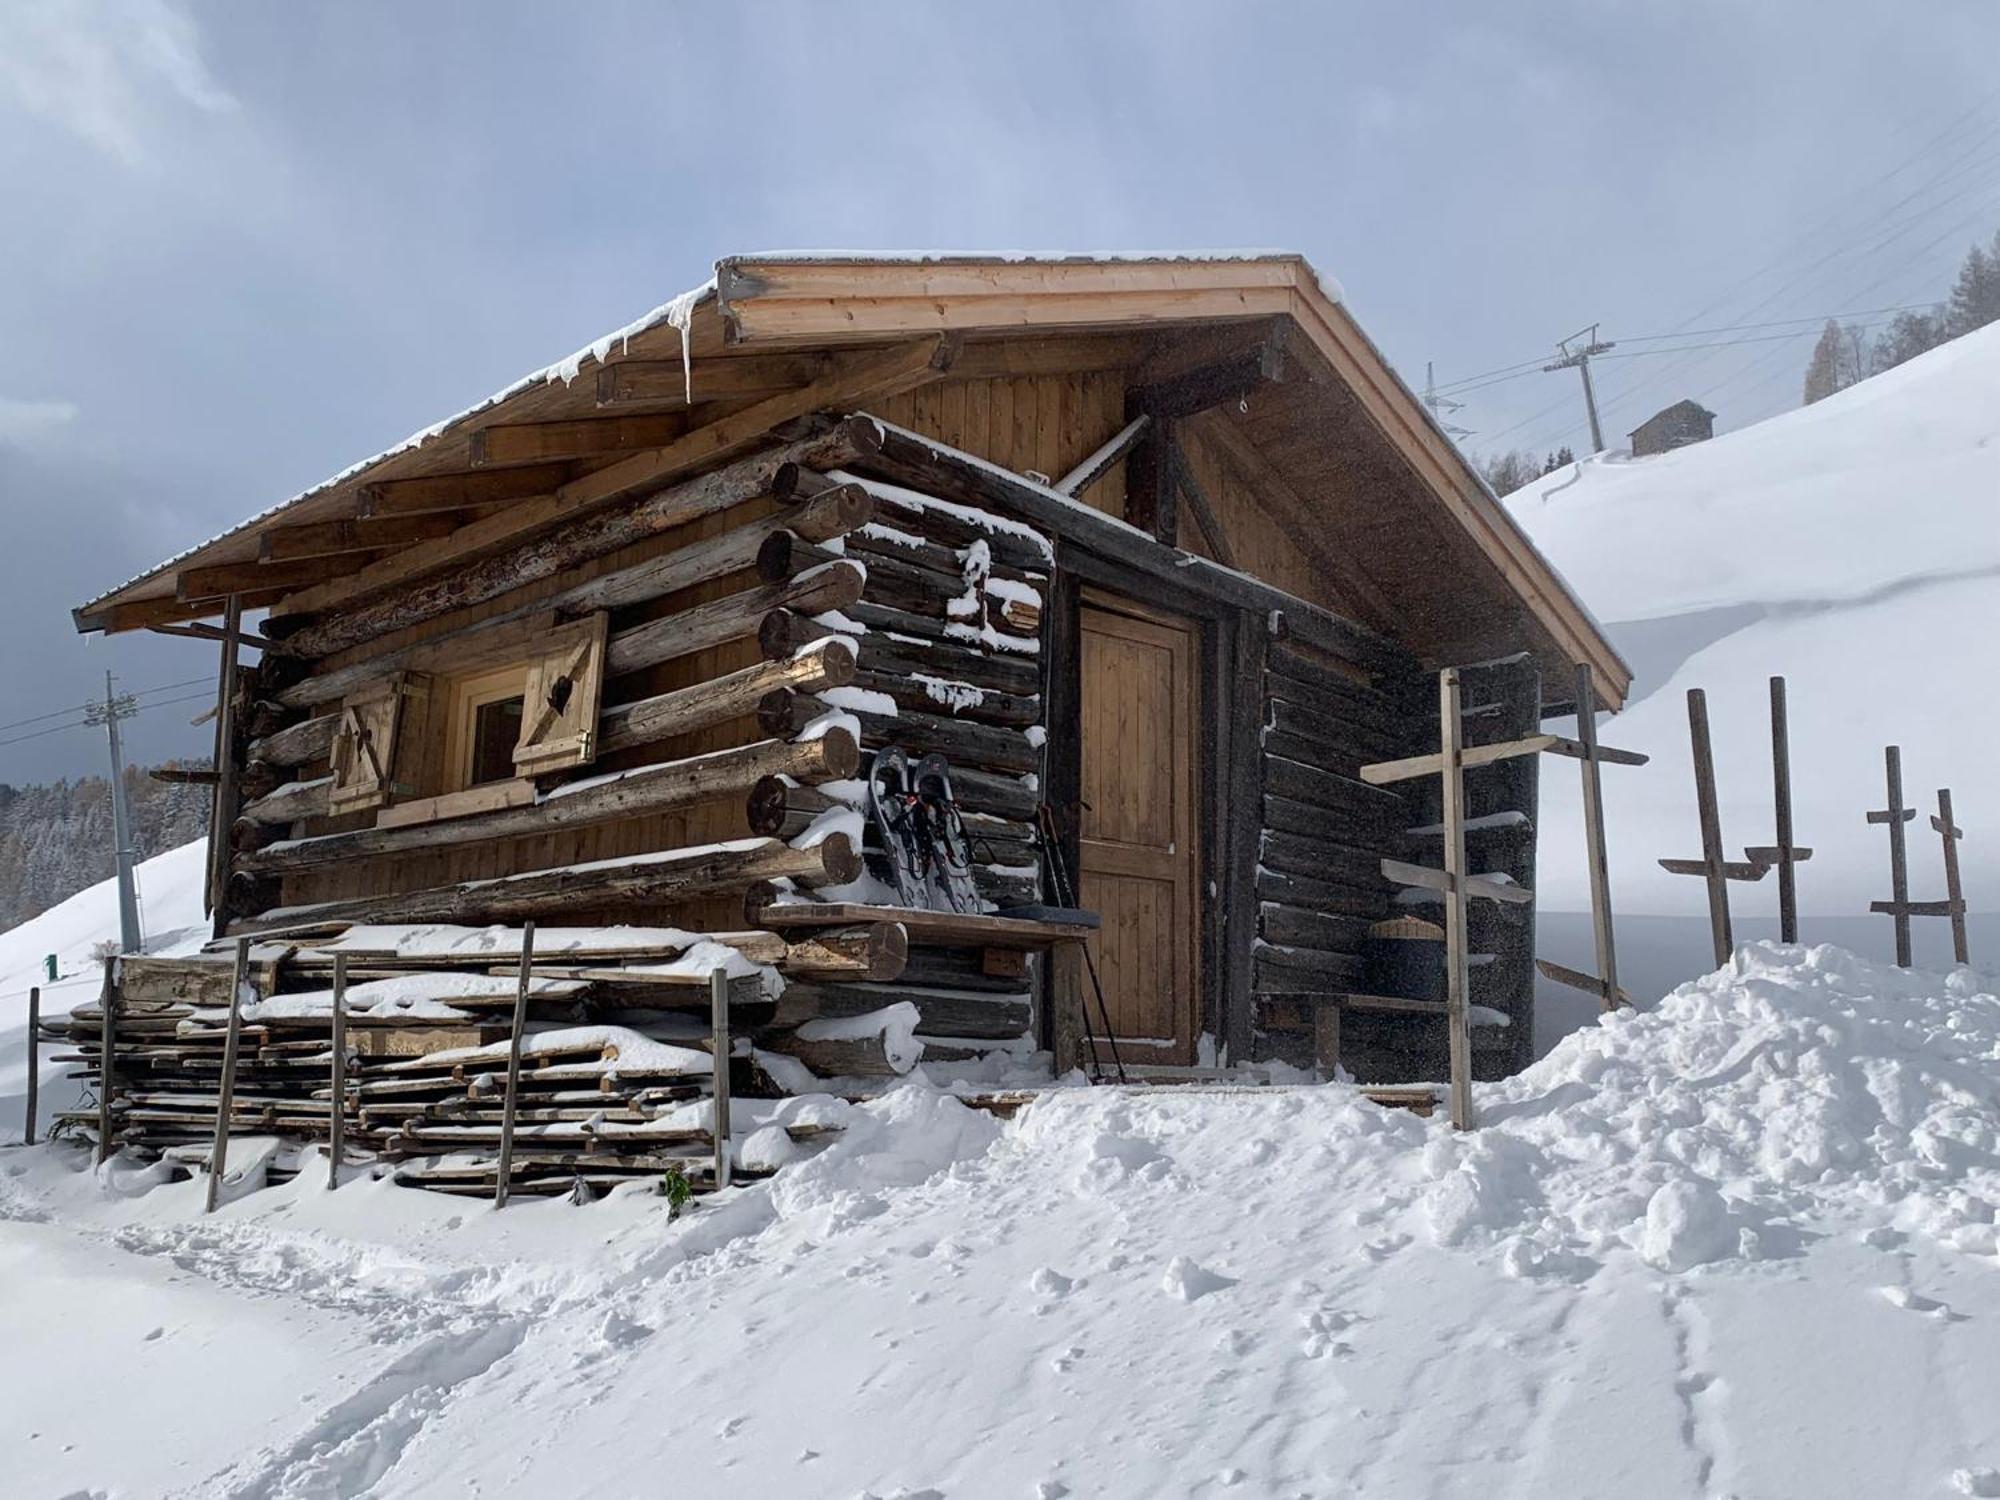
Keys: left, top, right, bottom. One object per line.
{"left": 1866, "top": 745, "right": 1917, "bottom": 967}
{"left": 1534, "top": 662, "right": 1648, "bottom": 1012}
{"left": 1659, "top": 688, "right": 1769, "bottom": 968}
{"left": 710, "top": 965, "right": 734, "bottom": 1192}
{"left": 1742, "top": 675, "right": 1812, "bottom": 943}
{"left": 327, "top": 952, "right": 348, "bottom": 1191}
{"left": 1931, "top": 789, "right": 1971, "bottom": 966}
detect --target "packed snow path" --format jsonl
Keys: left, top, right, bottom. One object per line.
{"left": 3, "top": 942, "right": 1998, "bottom": 1498}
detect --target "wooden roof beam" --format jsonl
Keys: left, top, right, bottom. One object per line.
{"left": 469, "top": 412, "right": 693, "bottom": 468}
{"left": 596, "top": 351, "right": 837, "bottom": 407}
{"left": 259, "top": 509, "right": 490, "bottom": 563}
{"left": 176, "top": 553, "right": 383, "bottom": 602}
{"left": 81, "top": 588, "right": 291, "bottom": 634}
{"left": 355, "top": 462, "right": 571, "bottom": 518}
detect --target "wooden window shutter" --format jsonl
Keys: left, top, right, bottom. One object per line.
{"left": 512, "top": 613, "right": 608, "bottom": 777}
{"left": 328, "top": 674, "right": 414, "bottom": 816}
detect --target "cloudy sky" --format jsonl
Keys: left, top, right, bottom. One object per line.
{"left": 2, "top": 0, "right": 1995, "bottom": 781}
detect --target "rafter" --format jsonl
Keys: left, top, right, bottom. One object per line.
{"left": 469, "top": 412, "right": 693, "bottom": 468}
{"left": 354, "top": 462, "right": 571, "bottom": 518}
{"left": 259, "top": 509, "right": 488, "bottom": 562}
{"left": 176, "top": 554, "right": 382, "bottom": 602}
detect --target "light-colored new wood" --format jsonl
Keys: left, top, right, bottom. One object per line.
{"left": 376, "top": 778, "right": 536, "bottom": 830}
{"left": 1078, "top": 594, "right": 1200, "bottom": 1065}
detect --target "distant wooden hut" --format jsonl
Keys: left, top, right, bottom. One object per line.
{"left": 1629, "top": 399, "right": 1716, "bottom": 457}
{"left": 73, "top": 253, "right": 1626, "bottom": 1093}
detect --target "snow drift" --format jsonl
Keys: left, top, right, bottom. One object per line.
{"left": 4, "top": 844, "right": 1998, "bottom": 1499}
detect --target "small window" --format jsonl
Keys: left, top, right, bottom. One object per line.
{"left": 469, "top": 695, "right": 525, "bottom": 787}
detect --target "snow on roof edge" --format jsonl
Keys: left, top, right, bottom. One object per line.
{"left": 80, "top": 250, "right": 1340, "bottom": 624}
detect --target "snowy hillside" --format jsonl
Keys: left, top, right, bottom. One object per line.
{"left": 1508, "top": 322, "right": 2000, "bottom": 934}
{"left": 3, "top": 861, "right": 2000, "bottom": 1496}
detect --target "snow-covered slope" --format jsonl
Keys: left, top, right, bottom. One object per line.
{"left": 0, "top": 839, "right": 207, "bottom": 1134}
{"left": 1507, "top": 322, "right": 2000, "bottom": 925}
{"left": 1, "top": 915, "right": 1996, "bottom": 1497}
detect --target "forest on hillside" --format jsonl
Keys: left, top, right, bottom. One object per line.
{"left": 0, "top": 766, "right": 210, "bottom": 932}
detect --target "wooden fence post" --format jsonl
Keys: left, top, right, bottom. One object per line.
{"left": 1867, "top": 746, "right": 1915, "bottom": 967}
{"left": 1658, "top": 688, "right": 1768, "bottom": 969}
{"left": 327, "top": 952, "right": 347, "bottom": 1190}
{"left": 1438, "top": 669, "right": 1474, "bottom": 1132}
{"left": 24, "top": 986, "right": 39, "bottom": 1145}
{"left": 1743, "top": 675, "right": 1815, "bottom": 944}
{"left": 95, "top": 958, "right": 117, "bottom": 1166}
{"left": 204, "top": 937, "right": 250, "bottom": 1213}
{"left": 710, "top": 965, "right": 733, "bottom": 1191}
{"left": 1573, "top": 663, "right": 1620, "bottom": 1010}
{"left": 1933, "top": 789, "right": 1970, "bottom": 966}
{"left": 494, "top": 920, "right": 535, "bottom": 1209}
{"left": 206, "top": 593, "right": 243, "bottom": 936}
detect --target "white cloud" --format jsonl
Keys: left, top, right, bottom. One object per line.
{"left": 0, "top": 397, "right": 81, "bottom": 444}
{"left": 0, "top": 0, "right": 234, "bottom": 165}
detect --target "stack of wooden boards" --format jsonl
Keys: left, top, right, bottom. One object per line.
{"left": 36, "top": 921, "right": 935, "bottom": 1198}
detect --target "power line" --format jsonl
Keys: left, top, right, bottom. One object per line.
{"left": 0, "top": 690, "right": 214, "bottom": 751}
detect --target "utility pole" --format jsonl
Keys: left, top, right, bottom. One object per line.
{"left": 1422, "top": 361, "right": 1472, "bottom": 440}
{"left": 83, "top": 672, "right": 142, "bottom": 955}
{"left": 1544, "top": 324, "right": 1616, "bottom": 453}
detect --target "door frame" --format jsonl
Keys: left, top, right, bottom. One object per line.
{"left": 1042, "top": 542, "right": 1266, "bottom": 1063}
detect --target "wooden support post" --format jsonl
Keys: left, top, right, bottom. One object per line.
{"left": 95, "top": 960, "right": 117, "bottom": 1165}
{"left": 206, "top": 594, "right": 243, "bottom": 937}
{"left": 1572, "top": 663, "right": 1621, "bottom": 1011}
{"left": 204, "top": 938, "right": 250, "bottom": 1213}
{"left": 1658, "top": 689, "right": 1766, "bottom": 968}
{"left": 1868, "top": 746, "right": 1915, "bottom": 967}
{"left": 327, "top": 952, "right": 347, "bottom": 1190}
{"left": 1934, "top": 789, "right": 1970, "bottom": 966}
{"left": 1438, "top": 668, "right": 1474, "bottom": 1132}
{"left": 1743, "top": 675, "right": 1814, "bottom": 943}
{"left": 494, "top": 921, "right": 535, "bottom": 1209}
{"left": 710, "top": 965, "right": 732, "bottom": 1192}
{"left": 24, "top": 986, "right": 39, "bottom": 1145}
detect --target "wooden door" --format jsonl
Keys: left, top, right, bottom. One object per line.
{"left": 1078, "top": 594, "right": 1202, "bottom": 1064}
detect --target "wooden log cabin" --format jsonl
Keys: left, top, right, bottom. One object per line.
{"left": 73, "top": 253, "right": 1628, "bottom": 1093}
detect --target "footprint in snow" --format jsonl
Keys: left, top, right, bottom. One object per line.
{"left": 1050, "top": 1344, "right": 1083, "bottom": 1373}
{"left": 1161, "top": 1256, "right": 1237, "bottom": 1302}
{"left": 142, "top": 1326, "right": 165, "bottom": 1342}
{"left": 1030, "top": 1267, "right": 1075, "bottom": 1299}
{"left": 1037, "top": 1483, "right": 1071, "bottom": 1499}
{"left": 1952, "top": 1468, "right": 2000, "bottom": 1497}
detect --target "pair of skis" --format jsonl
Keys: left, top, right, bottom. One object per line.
{"left": 866, "top": 748, "right": 983, "bottom": 913}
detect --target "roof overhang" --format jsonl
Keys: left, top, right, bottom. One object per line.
{"left": 73, "top": 252, "right": 1627, "bottom": 705}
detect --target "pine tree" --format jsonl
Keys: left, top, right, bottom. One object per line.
{"left": 1870, "top": 308, "right": 1947, "bottom": 373}
{"left": 1944, "top": 231, "right": 2000, "bottom": 337}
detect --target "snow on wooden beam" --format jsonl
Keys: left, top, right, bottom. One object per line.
{"left": 236, "top": 729, "right": 860, "bottom": 877}
{"left": 228, "top": 833, "right": 861, "bottom": 933}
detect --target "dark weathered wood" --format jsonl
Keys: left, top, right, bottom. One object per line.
{"left": 848, "top": 667, "right": 1039, "bottom": 727}
{"left": 1055, "top": 414, "right": 1148, "bottom": 497}
{"left": 1934, "top": 788, "right": 1970, "bottom": 965}
{"left": 797, "top": 631, "right": 1041, "bottom": 700}
{"left": 1658, "top": 688, "right": 1741, "bottom": 968}
{"left": 1574, "top": 662, "right": 1621, "bottom": 1010}
{"left": 355, "top": 463, "right": 572, "bottom": 519}
{"left": 327, "top": 953, "right": 347, "bottom": 1189}
{"left": 1868, "top": 745, "right": 1915, "bottom": 967}
{"left": 1259, "top": 901, "right": 1369, "bottom": 954}
{"left": 95, "top": 961, "right": 117, "bottom": 1164}
{"left": 207, "top": 594, "right": 243, "bottom": 934}
{"left": 1437, "top": 669, "right": 1473, "bottom": 1131}
{"left": 710, "top": 964, "right": 731, "bottom": 1191}
{"left": 203, "top": 939, "right": 250, "bottom": 1213}
{"left": 278, "top": 427, "right": 864, "bottom": 660}
{"left": 846, "top": 417, "right": 1410, "bottom": 675}
{"left": 494, "top": 922, "right": 535, "bottom": 1209}
{"left": 178, "top": 555, "right": 382, "bottom": 603}
{"left": 598, "top": 640, "right": 854, "bottom": 755}
{"left": 607, "top": 561, "right": 865, "bottom": 678}
{"left": 240, "top": 729, "right": 861, "bottom": 876}
{"left": 777, "top": 923, "right": 909, "bottom": 983}
{"left": 234, "top": 835, "right": 859, "bottom": 933}
{"left": 1170, "top": 435, "right": 1236, "bottom": 567}
{"left": 843, "top": 703, "right": 1041, "bottom": 776}
{"left": 237, "top": 776, "right": 332, "bottom": 829}
{"left": 23, "top": 986, "right": 39, "bottom": 1145}
{"left": 1129, "top": 338, "right": 1288, "bottom": 421}
{"left": 845, "top": 476, "right": 1053, "bottom": 574}
{"left": 248, "top": 712, "right": 336, "bottom": 770}
{"left": 262, "top": 511, "right": 479, "bottom": 563}
{"left": 768, "top": 980, "right": 1030, "bottom": 1039}
{"left": 1764, "top": 675, "right": 1808, "bottom": 944}
{"left": 273, "top": 490, "right": 871, "bottom": 712}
